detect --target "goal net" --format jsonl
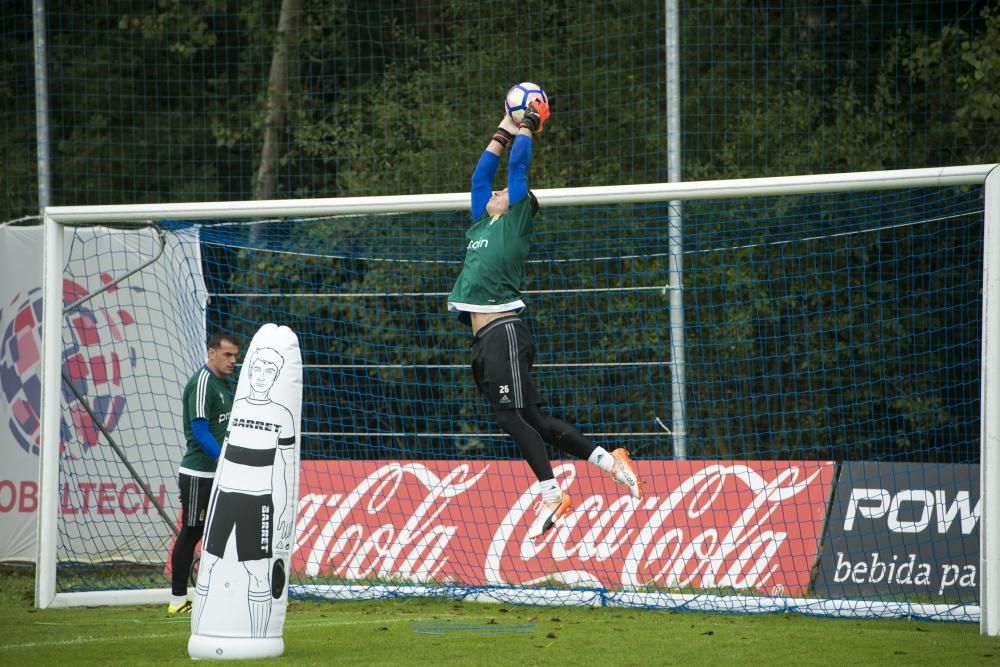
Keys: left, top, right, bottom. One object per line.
{"left": 34, "top": 166, "right": 1000, "bottom": 633}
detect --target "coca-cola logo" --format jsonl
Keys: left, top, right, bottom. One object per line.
{"left": 292, "top": 460, "right": 834, "bottom": 596}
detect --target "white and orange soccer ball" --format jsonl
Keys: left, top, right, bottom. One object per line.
{"left": 504, "top": 82, "right": 548, "bottom": 124}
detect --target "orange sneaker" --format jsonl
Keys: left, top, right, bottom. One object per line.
{"left": 526, "top": 493, "right": 572, "bottom": 539}
{"left": 611, "top": 448, "right": 643, "bottom": 500}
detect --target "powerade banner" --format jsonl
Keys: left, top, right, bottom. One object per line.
{"left": 813, "top": 462, "right": 979, "bottom": 603}
{"left": 0, "top": 224, "right": 206, "bottom": 563}
{"left": 189, "top": 324, "right": 302, "bottom": 661}
{"left": 291, "top": 460, "right": 835, "bottom": 596}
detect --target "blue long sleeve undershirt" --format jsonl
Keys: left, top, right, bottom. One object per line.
{"left": 507, "top": 134, "right": 532, "bottom": 207}
{"left": 470, "top": 152, "right": 500, "bottom": 220}
{"left": 191, "top": 418, "right": 221, "bottom": 460}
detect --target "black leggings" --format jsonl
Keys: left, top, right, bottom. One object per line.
{"left": 494, "top": 403, "right": 597, "bottom": 482}
{"left": 170, "top": 525, "right": 204, "bottom": 595}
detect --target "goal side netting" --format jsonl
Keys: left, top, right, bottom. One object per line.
{"left": 33, "top": 165, "right": 1000, "bottom": 634}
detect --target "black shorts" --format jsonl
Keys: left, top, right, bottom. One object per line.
{"left": 204, "top": 490, "right": 274, "bottom": 561}
{"left": 178, "top": 473, "right": 214, "bottom": 528}
{"left": 471, "top": 316, "right": 541, "bottom": 410}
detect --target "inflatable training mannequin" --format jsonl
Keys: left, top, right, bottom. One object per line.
{"left": 188, "top": 324, "right": 302, "bottom": 660}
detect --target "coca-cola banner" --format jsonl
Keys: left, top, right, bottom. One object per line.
{"left": 292, "top": 459, "right": 835, "bottom": 596}
{"left": 814, "top": 462, "right": 979, "bottom": 603}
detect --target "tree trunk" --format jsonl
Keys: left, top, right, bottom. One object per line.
{"left": 253, "top": 0, "right": 302, "bottom": 208}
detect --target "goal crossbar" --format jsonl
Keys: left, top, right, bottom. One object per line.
{"left": 43, "top": 164, "right": 995, "bottom": 222}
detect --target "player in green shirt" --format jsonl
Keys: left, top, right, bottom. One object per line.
{"left": 167, "top": 331, "right": 239, "bottom": 614}
{"left": 448, "top": 98, "right": 644, "bottom": 541}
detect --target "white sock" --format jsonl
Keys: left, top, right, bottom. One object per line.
{"left": 249, "top": 590, "right": 272, "bottom": 637}
{"left": 170, "top": 594, "right": 187, "bottom": 606}
{"left": 538, "top": 478, "right": 563, "bottom": 504}
{"left": 588, "top": 446, "right": 615, "bottom": 473}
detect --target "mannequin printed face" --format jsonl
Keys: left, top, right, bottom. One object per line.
{"left": 249, "top": 359, "right": 279, "bottom": 396}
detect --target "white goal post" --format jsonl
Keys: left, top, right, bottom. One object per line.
{"left": 35, "top": 164, "right": 1000, "bottom": 635}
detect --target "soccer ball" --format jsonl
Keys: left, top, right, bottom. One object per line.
{"left": 504, "top": 82, "right": 548, "bottom": 124}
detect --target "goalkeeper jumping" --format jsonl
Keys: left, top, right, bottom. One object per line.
{"left": 447, "top": 96, "right": 644, "bottom": 540}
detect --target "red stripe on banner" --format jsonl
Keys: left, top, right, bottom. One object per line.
{"left": 63, "top": 279, "right": 89, "bottom": 305}
{"left": 72, "top": 314, "right": 100, "bottom": 346}
{"left": 101, "top": 307, "right": 123, "bottom": 342}
{"left": 14, "top": 303, "right": 34, "bottom": 332}
{"left": 111, "top": 352, "right": 121, "bottom": 386}
{"left": 291, "top": 459, "right": 835, "bottom": 596}
{"left": 90, "top": 354, "right": 108, "bottom": 385}
{"left": 66, "top": 352, "right": 89, "bottom": 381}
{"left": 14, "top": 329, "right": 39, "bottom": 374}
{"left": 69, "top": 402, "right": 99, "bottom": 447}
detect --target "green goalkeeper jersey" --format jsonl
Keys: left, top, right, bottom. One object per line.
{"left": 448, "top": 197, "right": 534, "bottom": 322}
{"left": 179, "top": 366, "right": 233, "bottom": 477}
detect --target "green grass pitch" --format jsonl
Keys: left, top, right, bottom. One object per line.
{"left": 2, "top": 569, "right": 998, "bottom": 665}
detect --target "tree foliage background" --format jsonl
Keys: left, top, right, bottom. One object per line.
{"left": 1, "top": 1, "right": 996, "bottom": 462}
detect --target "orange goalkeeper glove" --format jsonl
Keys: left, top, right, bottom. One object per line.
{"left": 520, "top": 99, "right": 550, "bottom": 133}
